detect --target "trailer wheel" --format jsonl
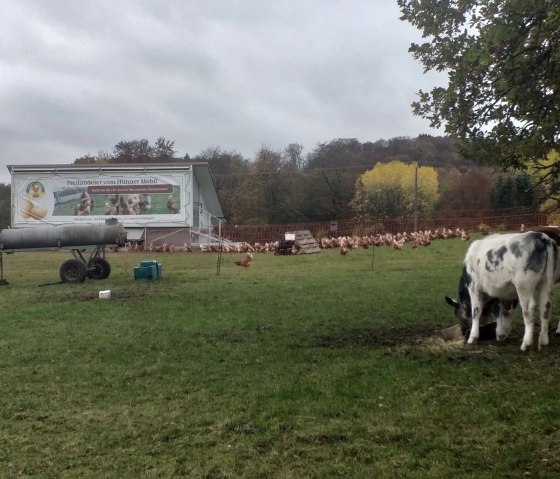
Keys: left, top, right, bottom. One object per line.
{"left": 59, "top": 259, "right": 87, "bottom": 283}
{"left": 87, "top": 258, "right": 111, "bottom": 279}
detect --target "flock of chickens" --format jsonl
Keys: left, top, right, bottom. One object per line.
{"left": 333, "top": 227, "right": 470, "bottom": 255}
{"left": 121, "top": 227, "right": 471, "bottom": 268}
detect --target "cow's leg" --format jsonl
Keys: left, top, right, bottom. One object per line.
{"left": 467, "top": 291, "right": 484, "bottom": 344}
{"left": 496, "top": 300, "right": 516, "bottom": 341}
{"left": 518, "top": 290, "right": 537, "bottom": 351}
{"left": 537, "top": 287, "right": 553, "bottom": 350}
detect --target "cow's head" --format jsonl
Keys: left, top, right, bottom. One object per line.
{"left": 445, "top": 295, "right": 471, "bottom": 335}
{"left": 445, "top": 266, "right": 472, "bottom": 329}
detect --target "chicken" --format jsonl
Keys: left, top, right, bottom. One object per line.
{"left": 167, "top": 195, "right": 179, "bottom": 214}
{"left": 74, "top": 202, "right": 91, "bottom": 216}
{"left": 137, "top": 196, "right": 151, "bottom": 214}
{"left": 340, "top": 245, "right": 349, "bottom": 255}
{"left": 392, "top": 238, "right": 405, "bottom": 251}
{"left": 123, "top": 199, "right": 137, "bottom": 215}
{"left": 105, "top": 201, "right": 118, "bottom": 215}
{"left": 234, "top": 252, "right": 253, "bottom": 268}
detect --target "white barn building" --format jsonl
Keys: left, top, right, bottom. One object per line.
{"left": 7, "top": 162, "right": 225, "bottom": 247}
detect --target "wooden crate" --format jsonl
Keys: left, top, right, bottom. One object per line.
{"left": 293, "top": 230, "right": 321, "bottom": 254}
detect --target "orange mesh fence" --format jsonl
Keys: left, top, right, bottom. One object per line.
{"left": 220, "top": 209, "right": 548, "bottom": 244}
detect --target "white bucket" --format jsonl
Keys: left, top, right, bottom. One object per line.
{"left": 99, "top": 290, "right": 111, "bottom": 300}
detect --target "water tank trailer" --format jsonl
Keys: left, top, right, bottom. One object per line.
{"left": 0, "top": 219, "right": 127, "bottom": 284}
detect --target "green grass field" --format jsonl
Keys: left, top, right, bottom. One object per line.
{"left": 2, "top": 239, "right": 560, "bottom": 478}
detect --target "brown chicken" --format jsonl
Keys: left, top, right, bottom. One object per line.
{"left": 235, "top": 253, "right": 253, "bottom": 268}
{"left": 167, "top": 194, "right": 179, "bottom": 214}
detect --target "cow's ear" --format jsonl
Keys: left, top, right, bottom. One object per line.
{"left": 445, "top": 296, "right": 458, "bottom": 308}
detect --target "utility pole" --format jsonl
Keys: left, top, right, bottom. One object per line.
{"left": 414, "top": 162, "right": 419, "bottom": 232}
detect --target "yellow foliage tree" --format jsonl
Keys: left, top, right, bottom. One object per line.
{"left": 351, "top": 161, "right": 440, "bottom": 217}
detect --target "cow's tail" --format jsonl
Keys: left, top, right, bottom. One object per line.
{"left": 552, "top": 239, "right": 560, "bottom": 283}
{"left": 546, "top": 239, "right": 558, "bottom": 288}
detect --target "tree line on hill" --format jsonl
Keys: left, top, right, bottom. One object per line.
{"left": 0, "top": 135, "right": 540, "bottom": 230}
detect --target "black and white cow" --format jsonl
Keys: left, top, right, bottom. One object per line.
{"left": 445, "top": 231, "right": 560, "bottom": 351}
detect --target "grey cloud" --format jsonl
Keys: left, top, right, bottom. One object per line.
{"left": 0, "top": 0, "right": 445, "bottom": 184}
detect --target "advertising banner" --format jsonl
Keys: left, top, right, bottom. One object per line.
{"left": 12, "top": 170, "right": 193, "bottom": 227}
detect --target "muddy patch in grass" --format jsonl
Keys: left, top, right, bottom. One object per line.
{"left": 313, "top": 322, "right": 549, "bottom": 357}
{"left": 314, "top": 324, "right": 449, "bottom": 349}
{"left": 314, "top": 325, "right": 486, "bottom": 359}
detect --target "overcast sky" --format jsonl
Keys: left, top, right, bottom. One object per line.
{"left": 0, "top": 0, "right": 445, "bottom": 184}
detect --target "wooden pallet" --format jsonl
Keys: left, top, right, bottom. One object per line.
{"left": 292, "top": 230, "right": 321, "bottom": 254}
